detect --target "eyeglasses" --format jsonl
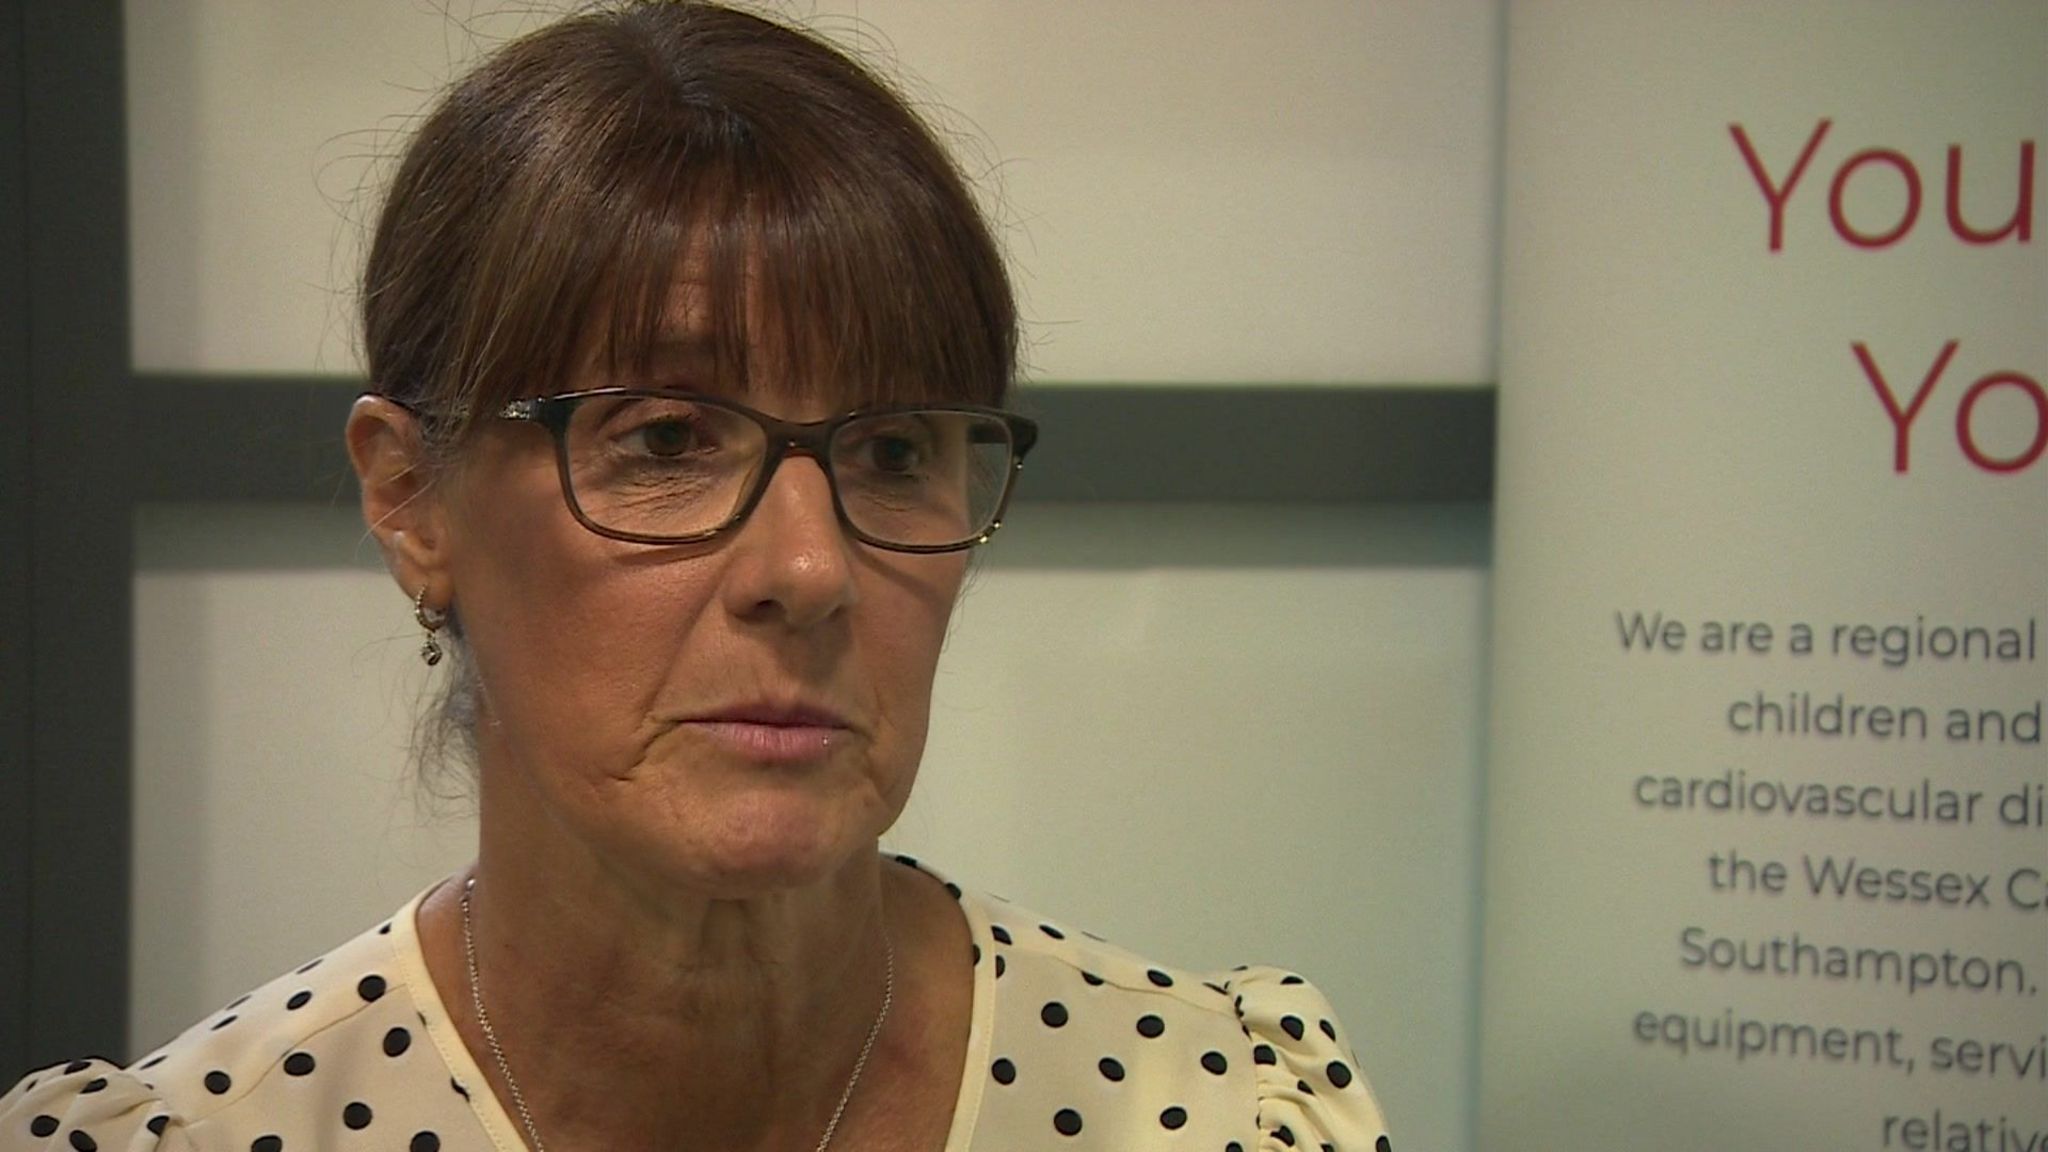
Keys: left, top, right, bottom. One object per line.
{"left": 493, "top": 388, "right": 1038, "bottom": 553}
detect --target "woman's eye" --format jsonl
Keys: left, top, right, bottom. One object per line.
{"left": 845, "top": 417, "right": 942, "bottom": 477}
{"left": 865, "top": 435, "right": 925, "bottom": 474}
{"left": 627, "top": 419, "right": 699, "bottom": 458}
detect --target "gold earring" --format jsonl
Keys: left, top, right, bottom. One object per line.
{"left": 414, "top": 587, "right": 448, "bottom": 667}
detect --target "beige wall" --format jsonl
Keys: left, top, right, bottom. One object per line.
{"left": 127, "top": 0, "right": 1500, "bottom": 385}
{"left": 125, "top": 4, "right": 1502, "bottom": 1150}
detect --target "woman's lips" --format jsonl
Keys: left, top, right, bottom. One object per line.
{"left": 680, "top": 710, "right": 850, "bottom": 763}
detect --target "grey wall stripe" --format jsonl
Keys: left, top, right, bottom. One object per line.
{"left": 133, "top": 375, "right": 1495, "bottom": 506}
{"left": 1013, "top": 385, "right": 1492, "bottom": 503}
{"left": 1, "top": 0, "right": 34, "bottom": 1080}
{"left": 14, "top": 0, "right": 131, "bottom": 1071}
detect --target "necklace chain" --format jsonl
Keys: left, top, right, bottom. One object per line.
{"left": 460, "top": 876, "right": 895, "bottom": 1152}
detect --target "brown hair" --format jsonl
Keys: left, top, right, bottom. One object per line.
{"left": 362, "top": 0, "right": 1018, "bottom": 456}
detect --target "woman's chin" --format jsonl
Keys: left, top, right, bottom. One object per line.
{"left": 631, "top": 788, "right": 884, "bottom": 899}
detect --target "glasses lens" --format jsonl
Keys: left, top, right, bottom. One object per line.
{"left": 562, "top": 394, "right": 766, "bottom": 539}
{"left": 831, "top": 411, "right": 1015, "bottom": 548}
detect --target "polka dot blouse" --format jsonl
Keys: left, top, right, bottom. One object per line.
{"left": 2, "top": 856, "right": 1391, "bottom": 1151}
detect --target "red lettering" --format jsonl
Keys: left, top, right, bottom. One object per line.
{"left": 1730, "top": 120, "right": 1831, "bottom": 253}
{"left": 1947, "top": 141, "right": 2035, "bottom": 245}
{"left": 1956, "top": 372, "right": 2048, "bottom": 473}
{"left": 1830, "top": 149, "right": 1922, "bottom": 249}
{"left": 1854, "top": 341, "right": 1956, "bottom": 473}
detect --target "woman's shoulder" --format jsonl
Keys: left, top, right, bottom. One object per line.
{"left": 924, "top": 863, "right": 1392, "bottom": 1152}
{"left": 1212, "top": 964, "right": 1393, "bottom": 1152}
{"left": 1, "top": 896, "right": 481, "bottom": 1151}
{"left": 1, "top": 1059, "right": 182, "bottom": 1151}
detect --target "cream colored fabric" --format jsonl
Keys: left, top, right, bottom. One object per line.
{"left": 3, "top": 857, "right": 1390, "bottom": 1151}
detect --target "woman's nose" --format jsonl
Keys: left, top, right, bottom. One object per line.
{"left": 718, "top": 453, "right": 859, "bottom": 629}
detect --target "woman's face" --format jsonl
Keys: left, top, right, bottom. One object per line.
{"left": 434, "top": 320, "right": 969, "bottom": 899}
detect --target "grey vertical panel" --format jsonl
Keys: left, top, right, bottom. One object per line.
{"left": 20, "top": 0, "right": 130, "bottom": 1069}
{"left": 0, "top": 0, "right": 32, "bottom": 1079}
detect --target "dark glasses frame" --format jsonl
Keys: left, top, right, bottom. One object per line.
{"left": 490, "top": 388, "right": 1039, "bottom": 554}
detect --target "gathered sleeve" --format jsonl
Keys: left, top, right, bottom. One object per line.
{"left": 0, "top": 1059, "right": 193, "bottom": 1152}
{"left": 1221, "top": 966, "right": 1394, "bottom": 1152}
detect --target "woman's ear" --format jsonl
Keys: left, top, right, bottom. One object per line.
{"left": 347, "top": 395, "right": 453, "bottom": 605}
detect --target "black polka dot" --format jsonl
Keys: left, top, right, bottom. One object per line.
{"left": 1146, "top": 968, "right": 1174, "bottom": 988}
{"left": 1159, "top": 1106, "right": 1188, "bottom": 1130}
{"left": 995, "top": 955, "right": 1007, "bottom": 979}
{"left": 29, "top": 1116, "right": 59, "bottom": 1138}
{"left": 138, "top": 1054, "right": 166, "bottom": 1070}
{"left": 1275, "top": 1124, "right": 1297, "bottom": 1147}
{"left": 295, "top": 957, "right": 322, "bottom": 975}
{"left": 1200, "top": 1050, "right": 1228, "bottom": 1075}
{"left": 1281, "top": 974, "right": 1304, "bottom": 985}
{"left": 894, "top": 853, "right": 920, "bottom": 868}
{"left": 79, "top": 1078, "right": 107, "bottom": 1094}
{"left": 991, "top": 925, "right": 1013, "bottom": 945}
{"left": 1136, "top": 1014, "right": 1165, "bottom": 1038}
{"left": 204, "top": 1070, "right": 233, "bottom": 1095}
{"left": 1081, "top": 971, "right": 1104, "bottom": 986}
{"left": 357, "top": 975, "right": 387, "bottom": 1003}
{"left": 146, "top": 1116, "right": 169, "bottom": 1136}
{"left": 285, "top": 990, "right": 312, "bottom": 1011}
{"left": 450, "top": 1079, "right": 469, "bottom": 1099}
{"left": 971, "top": 944, "right": 982, "bottom": 966}
{"left": 1319, "top": 1018, "right": 1338, "bottom": 1041}
{"left": 1227, "top": 1144, "right": 1245, "bottom": 1152}
{"left": 283, "top": 1052, "right": 316, "bottom": 1077}
{"left": 1296, "top": 1078, "right": 1315, "bottom": 1094}
{"left": 377, "top": 922, "right": 392, "bottom": 935}
{"left": 226, "top": 993, "right": 252, "bottom": 1010}
{"left": 410, "top": 1132, "right": 442, "bottom": 1152}
{"left": 67, "top": 1130, "right": 97, "bottom": 1152}
{"left": 1203, "top": 981, "right": 1229, "bottom": 996}
{"left": 1377, "top": 1137, "right": 1394, "bottom": 1152}
{"left": 1327, "top": 1060, "right": 1354, "bottom": 1089}
{"left": 1281, "top": 1015, "right": 1306, "bottom": 1041}
{"left": 252, "top": 1136, "right": 282, "bottom": 1152}
{"left": 1097, "top": 1057, "right": 1125, "bottom": 1082}
{"left": 991, "top": 1058, "right": 1016, "bottom": 1085}
{"left": 383, "top": 1027, "right": 412, "bottom": 1057}
{"left": 209, "top": 1015, "right": 238, "bottom": 1031}
{"left": 342, "top": 1102, "right": 373, "bottom": 1130}
{"left": 1253, "top": 1044, "right": 1277, "bottom": 1066}
{"left": 944, "top": 882, "right": 963, "bottom": 900}
{"left": 62, "top": 1061, "right": 90, "bottom": 1075}
{"left": 1053, "top": 1109, "right": 1083, "bottom": 1136}
{"left": 1039, "top": 923, "right": 1065, "bottom": 940}
{"left": 1041, "top": 1001, "right": 1069, "bottom": 1028}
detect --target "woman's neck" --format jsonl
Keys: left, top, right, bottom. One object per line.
{"left": 413, "top": 797, "right": 947, "bottom": 1151}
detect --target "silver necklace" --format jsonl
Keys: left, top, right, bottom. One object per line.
{"left": 460, "top": 876, "right": 895, "bottom": 1152}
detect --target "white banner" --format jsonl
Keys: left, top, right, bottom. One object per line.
{"left": 1482, "top": 4, "right": 2046, "bottom": 1151}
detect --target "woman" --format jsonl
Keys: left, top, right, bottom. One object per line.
{"left": 3, "top": 4, "right": 1389, "bottom": 1149}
